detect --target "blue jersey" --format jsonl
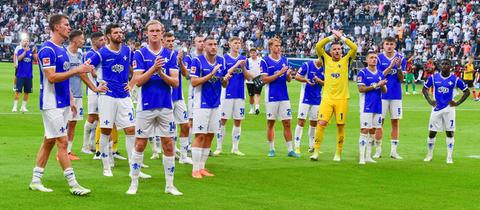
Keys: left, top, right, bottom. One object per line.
{"left": 171, "top": 51, "right": 191, "bottom": 102}
{"left": 38, "top": 41, "right": 71, "bottom": 110}
{"left": 223, "top": 53, "right": 249, "bottom": 99}
{"left": 191, "top": 54, "right": 226, "bottom": 108}
{"left": 16, "top": 48, "right": 34, "bottom": 78}
{"left": 133, "top": 47, "right": 178, "bottom": 111}
{"left": 86, "top": 44, "right": 132, "bottom": 99}
{"left": 357, "top": 67, "right": 385, "bottom": 114}
{"left": 84, "top": 49, "right": 100, "bottom": 95}
{"left": 260, "top": 56, "right": 290, "bottom": 102}
{"left": 377, "top": 52, "right": 406, "bottom": 100}
{"left": 298, "top": 60, "right": 324, "bottom": 105}
{"left": 424, "top": 73, "right": 467, "bottom": 111}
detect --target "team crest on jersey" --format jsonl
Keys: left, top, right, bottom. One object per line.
{"left": 438, "top": 87, "right": 449, "bottom": 93}
{"left": 85, "top": 58, "right": 91, "bottom": 65}
{"left": 331, "top": 73, "right": 341, "bottom": 78}
{"left": 112, "top": 64, "right": 125, "bottom": 73}
{"left": 132, "top": 60, "right": 137, "bottom": 69}
{"left": 42, "top": 58, "right": 50, "bottom": 66}
{"left": 191, "top": 66, "right": 197, "bottom": 74}
{"left": 357, "top": 76, "right": 362, "bottom": 82}
{"left": 63, "top": 62, "right": 70, "bottom": 71}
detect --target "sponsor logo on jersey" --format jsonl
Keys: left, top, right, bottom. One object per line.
{"left": 42, "top": 58, "right": 50, "bottom": 66}
{"left": 438, "top": 86, "right": 449, "bottom": 93}
{"left": 112, "top": 64, "right": 125, "bottom": 73}
{"left": 331, "top": 72, "right": 340, "bottom": 78}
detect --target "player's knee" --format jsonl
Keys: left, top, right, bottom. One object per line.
{"left": 297, "top": 119, "right": 305, "bottom": 127}
{"left": 309, "top": 120, "right": 317, "bottom": 127}
{"left": 267, "top": 120, "right": 275, "bottom": 128}
{"left": 446, "top": 131, "right": 454, "bottom": 138}
{"left": 360, "top": 128, "right": 369, "bottom": 134}
{"left": 101, "top": 128, "right": 112, "bottom": 135}
{"left": 318, "top": 120, "right": 328, "bottom": 127}
{"left": 282, "top": 120, "right": 291, "bottom": 128}
{"left": 233, "top": 120, "right": 241, "bottom": 127}
{"left": 124, "top": 126, "right": 135, "bottom": 135}
{"left": 180, "top": 124, "right": 189, "bottom": 136}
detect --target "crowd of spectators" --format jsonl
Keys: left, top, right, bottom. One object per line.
{"left": 0, "top": 0, "right": 479, "bottom": 67}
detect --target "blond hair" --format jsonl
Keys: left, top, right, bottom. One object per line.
{"left": 268, "top": 38, "right": 281, "bottom": 47}
{"left": 145, "top": 20, "right": 164, "bottom": 31}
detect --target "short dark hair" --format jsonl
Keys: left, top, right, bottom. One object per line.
{"left": 249, "top": 48, "right": 257, "bottom": 52}
{"left": 164, "top": 32, "right": 174, "bottom": 38}
{"left": 69, "top": 30, "right": 83, "bottom": 41}
{"left": 105, "top": 23, "right": 121, "bottom": 35}
{"left": 49, "top": 14, "right": 68, "bottom": 31}
{"left": 204, "top": 36, "right": 216, "bottom": 43}
{"left": 383, "top": 36, "right": 396, "bottom": 43}
{"left": 330, "top": 41, "right": 342, "bottom": 48}
{"left": 91, "top": 32, "right": 104, "bottom": 40}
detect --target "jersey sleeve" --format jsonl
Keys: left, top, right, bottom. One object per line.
{"left": 318, "top": 67, "right": 325, "bottom": 80}
{"left": 455, "top": 77, "right": 468, "bottom": 91}
{"left": 133, "top": 51, "right": 145, "bottom": 72}
{"left": 298, "top": 62, "right": 308, "bottom": 77}
{"left": 85, "top": 51, "right": 101, "bottom": 67}
{"left": 357, "top": 70, "right": 365, "bottom": 85}
{"left": 424, "top": 75, "right": 433, "bottom": 88}
{"left": 168, "top": 51, "right": 179, "bottom": 73}
{"left": 190, "top": 58, "right": 201, "bottom": 78}
{"left": 220, "top": 56, "right": 227, "bottom": 77}
{"left": 38, "top": 47, "right": 56, "bottom": 69}
{"left": 260, "top": 59, "right": 268, "bottom": 75}
{"left": 16, "top": 48, "right": 25, "bottom": 57}
{"left": 401, "top": 56, "right": 407, "bottom": 72}
{"left": 245, "top": 57, "right": 250, "bottom": 71}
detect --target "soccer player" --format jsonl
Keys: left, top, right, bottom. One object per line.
{"left": 310, "top": 30, "right": 358, "bottom": 161}
{"left": 375, "top": 37, "right": 406, "bottom": 159}
{"left": 188, "top": 36, "right": 205, "bottom": 140}
{"left": 126, "top": 20, "right": 182, "bottom": 195}
{"left": 404, "top": 55, "right": 417, "bottom": 95}
{"left": 190, "top": 36, "right": 231, "bottom": 178}
{"left": 422, "top": 59, "right": 470, "bottom": 164}
{"left": 357, "top": 52, "right": 387, "bottom": 164}
{"left": 30, "top": 14, "right": 92, "bottom": 195}
{"left": 294, "top": 58, "right": 324, "bottom": 154}
{"left": 86, "top": 23, "right": 137, "bottom": 177}
{"left": 82, "top": 32, "right": 106, "bottom": 154}
{"left": 246, "top": 48, "right": 263, "bottom": 115}
{"left": 65, "top": 30, "right": 86, "bottom": 160}
{"left": 12, "top": 37, "right": 36, "bottom": 112}
{"left": 464, "top": 57, "right": 476, "bottom": 100}
{"left": 261, "top": 38, "right": 298, "bottom": 158}
{"left": 164, "top": 32, "right": 193, "bottom": 164}
{"left": 214, "top": 36, "right": 251, "bottom": 156}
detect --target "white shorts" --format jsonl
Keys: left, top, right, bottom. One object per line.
{"left": 188, "top": 84, "right": 194, "bottom": 119}
{"left": 360, "top": 112, "right": 383, "bottom": 129}
{"left": 297, "top": 103, "right": 319, "bottom": 121}
{"left": 192, "top": 107, "right": 221, "bottom": 134}
{"left": 221, "top": 98, "right": 245, "bottom": 120}
{"left": 173, "top": 100, "right": 189, "bottom": 124}
{"left": 266, "top": 101, "right": 292, "bottom": 121}
{"left": 67, "top": 98, "right": 83, "bottom": 121}
{"left": 382, "top": 99, "right": 403, "bottom": 120}
{"left": 87, "top": 94, "right": 99, "bottom": 115}
{"left": 98, "top": 95, "right": 135, "bottom": 129}
{"left": 429, "top": 106, "right": 456, "bottom": 132}
{"left": 41, "top": 107, "right": 69, "bottom": 139}
{"left": 136, "top": 108, "right": 175, "bottom": 138}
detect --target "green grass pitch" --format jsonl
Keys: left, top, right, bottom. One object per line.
{"left": 0, "top": 62, "right": 479, "bottom": 210}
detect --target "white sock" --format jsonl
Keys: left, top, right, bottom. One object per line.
{"left": 31, "top": 167, "right": 44, "bottom": 184}
{"left": 391, "top": 139, "right": 399, "bottom": 154}
{"left": 232, "top": 125, "right": 241, "bottom": 151}
{"left": 63, "top": 168, "right": 79, "bottom": 187}
{"left": 216, "top": 125, "right": 226, "bottom": 151}
{"left": 359, "top": 133, "right": 368, "bottom": 160}
{"left": 125, "top": 135, "right": 135, "bottom": 160}
{"left": 162, "top": 155, "right": 175, "bottom": 187}
{"left": 268, "top": 141, "right": 275, "bottom": 151}
{"left": 308, "top": 126, "right": 315, "bottom": 149}
{"left": 99, "top": 133, "right": 111, "bottom": 170}
{"left": 366, "top": 134, "right": 373, "bottom": 158}
{"left": 446, "top": 137, "right": 454, "bottom": 159}
{"left": 255, "top": 104, "right": 260, "bottom": 110}
{"left": 83, "top": 121, "right": 94, "bottom": 149}
{"left": 249, "top": 104, "right": 254, "bottom": 112}
{"left": 179, "top": 137, "right": 189, "bottom": 157}
{"left": 89, "top": 121, "right": 97, "bottom": 148}
{"left": 192, "top": 147, "right": 202, "bottom": 171}
{"left": 427, "top": 137, "right": 436, "bottom": 157}
{"left": 21, "top": 100, "right": 27, "bottom": 109}
{"left": 286, "top": 141, "right": 293, "bottom": 152}
{"left": 375, "top": 139, "right": 382, "bottom": 153}
{"left": 13, "top": 100, "right": 18, "bottom": 109}
{"left": 130, "top": 151, "right": 144, "bottom": 179}
{"left": 294, "top": 124, "right": 303, "bottom": 148}
{"left": 67, "top": 140, "right": 73, "bottom": 153}
{"left": 188, "top": 125, "right": 193, "bottom": 145}
{"left": 200, "top": 148, "right": 210, "bottom": 170}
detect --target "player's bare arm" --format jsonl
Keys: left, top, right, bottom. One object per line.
{"left": 191, "top": 64, "right": 221, "bottom": 87}
{"left": 134, "top": 56, "right": 165, "bottom": 87}
{"left": 44, "top": 64, "right": 93, "bottom": 83}
{"left": 262, "top": 66, "right": 287, "bottom": 84}
{"left": 449, "top": 89, "right": 470, "bottom": 107}
{"left": 158, "top": 67, "right": 179, "bottom": 88}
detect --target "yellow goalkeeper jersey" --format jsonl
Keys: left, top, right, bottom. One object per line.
{"left": 315, "top": 37, "right": 357, "bottom": 100}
